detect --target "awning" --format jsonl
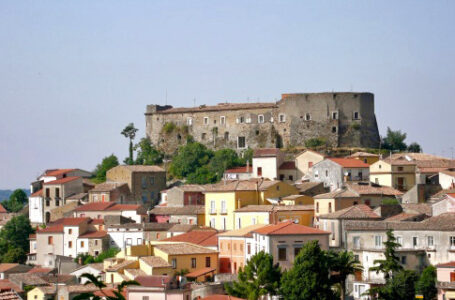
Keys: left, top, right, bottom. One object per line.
{"left": 185, "top": 267, "right": 216, "bottom": 278}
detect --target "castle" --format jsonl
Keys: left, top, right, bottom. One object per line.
{"left": 145, "top": 92, "right": 380, "bottom": 153}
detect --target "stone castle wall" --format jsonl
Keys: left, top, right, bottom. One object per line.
{"left": 145, "top": 92, "right": 380, "bottom": 153}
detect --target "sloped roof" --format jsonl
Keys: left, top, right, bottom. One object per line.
{"left": 401, "top": 203, "right": 432, "bottom": 216}
{"left": 186, "top": 267, "right": 216, "bottom": 278}
{"left": 154, "top": 243, "right": 217, "bottom": 255}
{"left": 0, "top": 264, "right": 18, "bottom": 273}
{"left": 346, "top": 182, "right": 403, "bottom": 196}
{"left": 30, "top": 189, "right": 43, "bottom": 198}
{"left": 134, "top": 275, "right": 172, "bottom": 287}
{"left": 78, "top": 230, "right": 107, "bottom": 238}
{"left": 218, "top": 224, "right": 266, "bottom": 238}
{"left": 437, "top": 261, "right": 455, "bottom": 268}
{"left": 224, "top": 166, "right": 253, "bottom": 174}
{"left": 74, "top": 202, "right": 115, "bottom": 211}
{"left": 279, "top": 161, "right": 296, "bottom": 170}
{"left": 44, "top": 176, "right": 81, "bottom": 185}
{"left": 295, "top": 182, "right": 324, "bottom": 193}
{"left": 162, "top": 230, "right": 218, "bottom": 246}
{"left": 349, "top": 152, "right": 379, "bottom": 158}
{"left": 314, "top": 189, "right": 360, "bottom": 199}
{"left": 253, "top": 221, "right": 330, "bottom": 236}
{"left": 44, "top": 169, "right": 76, "bottom": 177}
{"left": 328, "top": 158, "right": 369, "bottom": 168}
{"left": 234, "top": 205, "right": 314, "bottom": 213}
{"left": 150, "top": 206, "right": 205, "bottom": 215}
{"left": 139, "top": 256, "right": 172, "bottom": 268}
{"left": 90, "top": 182, "right": 128, "bottom": 192}
{"left": 204, "top": 179, "right": 281, "bottom": 192}
{"left": 38, "top": 218, "right": 90, "bottom": 233}
{"left": 172, "top": 184, "right": 207, "bottom": 192}
{"left": 319, "top": 204, "right": 381, "bottom": 220}
{"left": 253, "top": 148, "right": 281, "bottom": 158}
{"left": 385, "top": 212, "right": 426, "bottom": 222}
{"left": 106, "top": 260, "right": 136, "bottom": 272}
{"left": 0, "top": 279, "right": 22, "bottom": 293}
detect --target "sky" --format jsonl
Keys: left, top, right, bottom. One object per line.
{"left": 0, "top": 1, "right": 454, "bottom": 189}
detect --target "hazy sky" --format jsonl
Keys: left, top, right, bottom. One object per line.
{"left": 1, "top": 1, "right": 454, "bottom": 189}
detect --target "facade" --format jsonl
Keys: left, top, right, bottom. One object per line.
{"left": 88, "top": 182, "right": 131, "bottom": 203}
{"left": 252, "top": 148, "right": 285, "bottom": 180}
{"left": 70, "top": 263, "right": 104, "bottom": 284}
{"left": 295, "top": 149, "right": 325, "bottom": 179}
{"left": 74, "top": 202, "right": 148, "bottom": 223}
{"left": 311, "top": 158, "right": 370, "bottom": 191}
{"left": 369, "top": 158, "right": 417, "bottom": 192}
{"left": 127, "top": 276, "right": 192, "bottom": 300}
{"left": 145, "top": 92, "right": 381, "bottom": 153}
{"left": 165, "top": 185, "right": 205, "bottom": 207}
{"left": 106, "top": 165, "right": 166, "bottom": 207}
{"left": 349, "top": 151, "right": 380, "bottom": 165}
{"left": 149, "top": 206, "right": 205, "bottom": 225}
{"left": 440, "top": 170, "right": 455, "bottom": 190}
{"left": 436, "top": 262, "right": 455, "bottom": 300}
{"left": 223, "top": 166, "right": 253, "bottom": 180}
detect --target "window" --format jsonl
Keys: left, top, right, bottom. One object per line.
{"left": 95, "top": 240, "right": 98, "bottom": 246}
{"left": 258, "top": 115, "right": 265, "bottom": 123}
{"left": 172, "top": 258, "right": 177, "bottom": 269}
{"left": 201, "top": 133, "right": 206, "bottom": 140}
{"left": 137, "top": 238, "right": 142, "bottom": 244}
{"left": 204, "top": 117, "right": 209, "bottom": 125}
{"left": 294, "top": 247, "right": 301, "bottom": 257}
{"left": 451, "top": 272, "right": 455, "bottom": 282}
{"left": 237, "top": 218, "right": 241, "bottom": 229}
{"left": 257, "top": 167, "right": 262, "bottom": 176}
{"left": 223, "top": 217, "right": 226, "bottom": 230}
{"left": 191, "top": 258, "right": 196, "bottom": 268}
{"left": 328, "top": 202, "right": 332, "bottom": 213}
{"left": 398, "top": 166, "right": 404, "bottom": 171}
{"left": 279, "top": 174, "right": 285, "bottom": 181}
{"left": 332, "top": 126, "right": 337, "bottom": 133}
{"left": 210, "top": 200, "right": 216, "bottom": 214}
{"left": 450, "top": 236, "right": 455, "bottom": 248}
{"left": 401, "top": 256, "right": 407, "bottom": 264}
{"left": 247, "top": 243, "right": 251, "bottom": 254}
{"left": 246, "top": 116, "right": 251, "bottom": 123}
{"left": 331, "top": 222, "right": 335, "bottom": 240}
{"left": 80, "top": 241, "right": 85, "bottom": 248}
{"left": 305, "top": 113, "right": 311, "bottom": 121}
{"left": 210, "top": 218, "right": 215, "bottom": 228}
{"left": 221, "top": 200, "right": 226, "bottom": 214}
{"left": 141, "top": 177, "right": 147, "bottom": 189}
{"left": 143, "top": 297, "right": 149, "bottom": 300}
{"left": 55, "top": 188, "right": 60, "bottom": 198}
{"left": 279, "top": 114, "right": 286, "bottom": 122}
{"left": 427, "top": 236, "right": 434, "bottom": 247}
{"left": 150, "top": 192, "right": 155, "bottom": 201}
{"left": 68, "top": 229, "right": 72, "bottom": 234}
{"left": 48, "top": 236, "right": 53, "bottom": 245}
{"left": 46, "top": 188, "right": 50, "bottom": 198}
{"left": 364, "top": 199, "right": 370, "bottom": 206}
{"left": 141, "top": 192, "right": 148, "bottom": 203}
{"left": 289, "top": 175, "right": 293, "bottom": 181}
{"left": 375, "top": 235, "right": 382, "bottom": 248}
{"left": 68, "top": 241, "right": 72, "bottom": 248}
{"left": 187, "top": 117, "right": 193, "bottom": 126}
{"left": 396, "top": 236, "right": 403, "bottom": 247}
{"left": 325, "top": 170, "right": 328, "bottom": 176}
{"left": 205, "top": 257, "right": 211, "bottom": 267}
{"left": 126, "top": 238, "right": 132, "bottom": 245}
{"left": 353, "top": 111, "right": 360, "bottom": 120}
{"left": 413, "top": 237, "right": 418, "bottom": 247}
{"left": 278, "top": 248, "right": 287, "bottom": 261}
{"left": 252, "top": 217, "right": 256, "bottom": 225}
{"left": 353, "top": 236, "right": 360, "bottom": 249}
{"left": 332, "top": 112, "right": 338, "bottom": 120}
{"left": 375, "top": 178, "right": 379, "bottom": 184}
{"left": 316, "top": 202, "right": 319, "bottom": 213}
{"left": 224, "top": 132, "right": 229, "bottom": 141}
{"left": 150, "top": 176, "right": 155, "bottom": 185}
{"left": 220, "top": 116, "right": 225, "bottom": 125}
{"left": 237, "top": 116, "right": 245, "bottom": 124}
{"left": 237, "top": 136, "right": 246, "bottom": 149}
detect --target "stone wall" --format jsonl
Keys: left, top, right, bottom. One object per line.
{"left": 145, "top": 92, "right": 380, "bottom": 154}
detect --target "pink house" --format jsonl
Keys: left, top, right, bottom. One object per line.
{"left": 437, "top": 261, "right": 455, "bottom": 300}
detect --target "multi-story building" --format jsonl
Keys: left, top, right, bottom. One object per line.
{"left": 295, "top": 149, "right": 326, "bottom": 179}
{"left": 88, "top": 182, "right": 132, "bottom": 203}
{"left": 369, "top": 158, "right": 417, "bottom": 192}
{"left": 73, "top": 202, "right": 148, "bottom": 223}
{"left": 163, "top": 185, "right": 205, "bottom": 207}
{"left": 106, "top": 165, "right": 166, "bottom": 208}
{"left": 149, "top": 205, "right": 205, "bottom": 225}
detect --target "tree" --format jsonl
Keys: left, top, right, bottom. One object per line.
{"left": 75, "top": 248, "right": 120, "bottom": 265}
{"left": 133, "top": 138, "right": 163, "bottom": 165}
{"left": 373, "top": 270, "right": 418, "bottom": 300}
{"left": 169, "top": 142, "right": 213, "bottom": 179}
{"left": 416, "top": 265, "right": 437, "bottom": 300}
{"left": 381, "top": 127, "right": 407, "bottom": 151}
{"left": 369, "top": 230, "right": 403, "bottom": 281}
{"left": 225, "top": 251, "right": 281, "bottom": 300}
{"left": 280, "top": 240, "right": 336, "bottom": 300}
{"left": 407, "top": 142, "right": 422, "bottom": 153}
{"left": 121, "top": 123, "right": 139, "bottom": 165}
{"left": 305, "top": 137, "right": 326, "bottom": 148}
{"left": 0, "top": 215, "right": 34, "bottom": 263}
{"left": 330, "top": 250, "right": 363, "bottom": 300}
{"left": 186, "top": 166, "right": 218, "bottom": 184}
{"left": 73, "top": 273, "right": 139, "bottom": 300}
{"left": 2, "top": 189, "right": 28, "bottom": 212}
{"left": 208, "top": 149, "right": 243, "bottom": 181}
{"left": 93, "top": 154, "right": 119, "bottom": 183}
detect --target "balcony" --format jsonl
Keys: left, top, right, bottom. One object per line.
{"left": 210, "top": 209, "right": 217, "bottom": 215}
{"left": 220, "top": 209, "right": 228, "bottom": 215}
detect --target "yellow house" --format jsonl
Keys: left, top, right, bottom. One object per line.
{"left": 369, "top": 159, "right": 416, "bottom": 191}
{"left": 28, "top": 286, "right": 56, "bottom": 300}
{"left": 281, "top": 194, "right": 314, "bottom": 206}
{"left": 204, "top": 179, "right": 299, "bottom": 231}
{"left": 234, "top": 204, "right": 314, "bottom": 228}
{"left": 349, "top": 152, "right": 380, "bottom": 165}
{"left": 295, "top": 149, "right": 325, "bottom": 178}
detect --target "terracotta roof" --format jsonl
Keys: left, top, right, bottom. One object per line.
{"left": 65, "top": 284, "right": 99, "bottom": 293}
{"left": 8, "top": 273, "right": 48, "bottom": 286}
{"left": 139, "top": 257, "right": 172, "bottom": 268}
{"left": 377, "top": 158, "right": 416, "bottom": 166}
{"left": 152, "top": 102, "right": 277, "bottom": 114}
{"left": 134, "top": 275, "right": 171, "bottom": 287}
{"left": 204, "top": 178, "right": 281, "bottom": 192}
{"left": 78, "top": 230, "right": 107, "bottom": 238}
{"left": 0, "top": 289, "right": 21, "bottom": 300}
{"left": 44, "top": 176, "right": 81, "bottom": 185}
{"left": 150, "top": 206, "right": 205, "bottom": 215}
{"left": 385, "top": 213, "right": 425, "bottom": 222}
{"left": 319, "top": 204, "right": 381, "bottom": 220}
{"left": 314, "top": 188, "right": 360, "bottom": 199}
{"left": 106, "top": 260, "right": 136, "bottom": 272}
{"left": 172, "top": 185, "right": 207, "bottom": 192}
{"left": 108, "top": 165, "right": 165, "bottom": 173}
{"left": 401, "top": 203, "right": 432, "bottom": 216}
{"left": 162, "top": 230, "right": 218, "bottom": 246}
{"left": 154, "top": 243, "right": 217, "bottom": 255}
{"left": 295, "top": 182, "right": 324, "bottom": 192}
{"left": 0, "top": 264, "right": 18, "bottom": 273}
{"left": 0, "top": 280, "right": 22, "bottom": 293}
{"left": 440, "top": 169, "right": 455, "bottom": 177}
{"left": 66, "top": 193, "right": 87, "bottom": 200}
{"left": 72, "top": 263, "right": 104, "bottom": 272}
{"left": 349, "top": 152, "right": 379, "bottom": 158}
{"left": 328, "top": 158, "right": 369, "bottom": 168}
{"left": 346, "top": 182, "right": 403, "bottom": 196}
{"left": 30, "top": 189, "right": 43, "bottom": 198}
{"left": 0, "top": 204, "right": 6, "bottom": 214}
{"left": 201, "top": 295, "right": 245, "bottom": 300}
{"left": 38, "top": 218, "right": 89, "bottom": 233}
{"left": 218, "top": 224, "right": 266, "bottom": 238}
{"left": 89, "top": 219, "right": 105, "bottom": 225}
{"left": 253, "top": 148, "right": 281, "bottom": 158}
{"left": 124, "top": 269, "right": 146, "bottom": 278}
{"left": 279, "top": 161, "right": 296, "bottom": 170}
{"left": 224, "top": 166, "right": 253, "bottom": 174}
{"left": 253, "top": 221, "right": 330, "bottom": 235}
{"left": 437, "top": 261, "right": 455, "bottom": 268}
{"left": 234, "top": 205, "right": 314, "bottom": 213}
{"left": 168, "top": 224, "right": 199, "bottom": 233}
{"left": 94, "top": 288, "right": 126, "bottom": 298}
{"left": 27, "top": 267, "right": 54, "bottom": 274}
{"left": 44, "top": 169, "right": 76, "bottom": 177}
{"left": 107, "top": 204, "right": 142, "bottom": 211}
{"left": 390, "top": 153, "right": 450, "bottom": 161}
{"left": 186, "top": 267, "right": 216, "bottom": 278}
{"left": 74, "top": 202, "right": 115, "bottom": 211}
{"left": 90, "top": 182, "right": 128, "bottom": 192}
{"left": 29, "top": 234, "right": 36, "bottom": 239}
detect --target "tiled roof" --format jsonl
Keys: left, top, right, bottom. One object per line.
{"left": 107, "top": 204, "right": 142, "bottom": 211}
{"left": 162, "top": 230, "right": 218, "bottom": 246}
{"left": 385, "top": 213, "right": 425, "bottom": 222}
{"left": 440, "top": 169, "right": 455, "bottom": 177}
{"left": 437, "top": 261, "right": 455, "bottom": 268}
{"left": 44, "top": 169, "right": 76, "bottom": 177}
{"left": 390, "top": 153, "right": 450, "bottom": 161}
{"left": 30, "top": 189, "right": 43, "bottom": 198}
{"left": 0, "top": 204, "right": 6, "bottom": 213}
{"left": 253, "top": 148, "right": 281, "bottom": 158}
{"left": 74, "top": 202, "right": 115, "bottom": 211}
{"left": 319, "top": 204, "right": 381, "bottom": 220}
{"left": 90, "top": 182, "right": 128, "bottom": 192}
{"left": 153, "top": 102, "right": 277, "bottom": 114}
{"left": 224, "top": 166, "right": 253, "bottom": 174}
{"left": 106, "top": 260, "right": 136, "bottom": 272}
{"left": 9, "top": 273, "right": 48, "bottom": 286}
{"left": 295, "top": 182, "right": 324, "bottom": 192}
{"left": 204, "top": 178, "right": 281, "bottom": 192}
{"left": 124, "top": 269, "right": 146, "bottom": 278}
{"left": 0, "top": 264, "right": 18, "bottom": 273}
{"left": 108, "top": 165, "right": 165, "bottom": 172}
{"left": 253, "top": 221, "right": 330, "bottom": 235}
{"left": 27, "top": 267, "right": 54, "bottom": 274}
{"left": 218, "top": 224, "right": 266, "bottom": 238}
{"left": 150, "top": 205, "right": 205, "bottom": 215}
{"left": 314, "top": 189, "right": 359, "bottom": 199}
{"left": 234, "top": 205, "right": 314, "bottom": 213}
{"left": 172, "top": 184, "right": 207, "bottom": 192}
{"left": 139, "top": 257, "right": 172, "bottom": 268}
{"left": 0, "top": 289, "right": 21, "bottom": 300}
{"left": 168, "top": 224, "right": 198, "bottom": 232}
{"left": 201, "top": 295, "right": 245, "bottom": 300}
{"left": 401, "top": 203, "right": 432, "bottom": 216}
{"left": 38, "top": 218, "right": 89, "bottom": 233}
{"left": 349, "top": 152, "right": 379, "bottom": 158}
{"left": 134, "top": 275, "right": 171, "bottom": 287}
{"left": 154, "top": 243, "right": 217, "bottom": 255}
{"left": 66, "top": 193, "right": 87, "bottom": 200}
{"left": 346, "top": 182, "right": 403, "bottom": 196}
{"left": 0, "top": 280, "right": 22, "bottom": 293}
{"left": 89, "top": 219, "right": 104, "bottom": 225}
{"left": 44, "top": 176, "right": 81, "bottom": 185}
{"left": 328, "top": 158, "right": 369, "bottom": 168}
{"left": 281, "top": 194, "right": 305, "bottom": 200}
{"left": 279, "top": 161, "right": 296, "bottom": 170}
{"left": 72, "top": 263, "right": 104, "bottom": 272}
{"left": 78, "top": 230, "right": 107, "bottom": 238}
{"left": 65, "top": 284, "right": 99, "bottom": 293}
{"left": 186, "top": 267, "right": 216, "bottom": 278}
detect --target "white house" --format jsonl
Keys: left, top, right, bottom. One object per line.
{"left": 70, "top": 263, "right": 104, "bottom": 284}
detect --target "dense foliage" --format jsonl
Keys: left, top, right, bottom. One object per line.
{"left": 133, "top": 138, "right": 164, "bottom": 165}
{"left": 2, "top": 189, "right": 28, "bottom": 212}
{"left": 369, "top": 230, "right": 403, "bottom": 280}
{"left": 74, "top": 248, "right": 120, "bottom": 265}
{"left": 381, "top": 127, "right": 422, "bottom": 153}
{"left": 304, "top": 137, "right": 326, "bottom": 148}
{"left": 73, "top": 273, "right": 139, "bottom": 300}
{"left": 93, "top": 154, "right": 119, "bottom": 183}
{"left": 0, "top": 215, "right": 34, "bottom": 263}
{"left": 416, "top": 265, "right": 437, "bottom": 300}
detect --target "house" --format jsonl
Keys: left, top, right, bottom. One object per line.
{"left": 0, "top": 279, "right": 23, "bottom": 300}
{"left": 234, "top": 205, "right": 314, "bottom": 229}
{"left": 70, "top": 263, "right": 104, "bottom": 284}
{"left": 165, "top": 185, "right": 206, "bottom": 207}
{"left": 432, "top": 193, "right": 455, "bottom": 216}
{"left": 313, "top": 182, "right": 402, "bottom": 220}
{"left": 162, "top": 230, "right": 219, "bottom": 250}
{"left": 251, "top": 221, "right": 330, "bottom": 270}
{"left": 440, "top": 169, "right": 455, "bottom": 190}
{"left": 56, "top": 284, "right": 100, "bottom": 300}
{"left": 348, "top": 152, "right": 380, "bottom": 165}
{"left": 369, "top": 158, "right": 417, "bottom": 192}
{"left": 218, "top": 224, "right": 266, "bottom": 274}
{"left": 106, "top": 165, "right": 166, "bottom": 207}
{"left": 318, "top": 204, "right": 382, "bottom": 249}
{"left": 126, "top": 275, "right": 192, "bottom": 300}
{"left": 252, "top": 148, "right": 284, "bottom": 180}
{"left": 223, "top": 166, "right": 253, "bottom": 181}
{"left": 280, "top": 194, "right": 314, "bottom": 206}
{"left": 203, "top": 179, "right": 299, "bottom": 231}
{"left": 295, "top": 149, "right": 325, "bottom": 179}
{"left": 294, "top": 181, "right": 328, "bottom": 196}
{"left": 88, "top": 182, "right": 132, "bottom": 203}
{"left": 311, "top": 158, "right": 370, "bottom": 191}
{"left": 436, "top": 261, "right": 455, "bottom": 300}
{"left": 149, "top": 205, "right": 205, "bottom": 225}
{"left": 74, "top": 202, "right": 148, "bottom": 223}
{"left": 0, "top": 264, "right": 32, "bottom": 279}
{"left": 278, "top": 161, "right": 298, "bottom": 183}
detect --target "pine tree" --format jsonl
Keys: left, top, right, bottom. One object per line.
{"left": 369, "top": 229, "right": 403, "bottom": 280}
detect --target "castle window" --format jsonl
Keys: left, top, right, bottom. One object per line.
{"left": 201, "top": 133, "right": 206, "bottom": 140}
{"left": 224, "top": 132, "right": 229, "bottom": 141}
{"left": 353, "top": 112, "right": 360, "bottom": 120}
{"left": 237, "top": 136, "right": 246, "bottom": 149}
{"left": 204, "top": 117, "right": 209, "bottom": 125}
{"left": 332, "top": 112, "right": 338, "bottom": 120}
{"left": 279, "top": 114, "right": 286, "bottom": 123}
{"left": 332, "top": 126, "right": 337, "bottom": 133}
{"left": 305, "top": 113, "right": 311, "bottom": 121}
{"left": 187, "top": 118, "right": 193, "bottom": 126}
{"left": 258, "top": 115, "right": 265, "bottom": 123}
{"left": 237, "top": 116, "right": 245, "bottom": 124}
{"left": 220, "top": 116, "right": 226, "bottom": 125}
{"left": 246, "top": 116, "right": 251, "bottom": 124}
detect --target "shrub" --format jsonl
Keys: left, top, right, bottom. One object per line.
{"left": 162, "top": 122, "right": 176, "bottom": 134}
{"left": 305, "top": 137, "right": 326, "bottom": 148}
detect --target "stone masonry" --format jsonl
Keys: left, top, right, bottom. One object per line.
{"left": 145, "top": 92, "right": 380, "bottom": 154}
